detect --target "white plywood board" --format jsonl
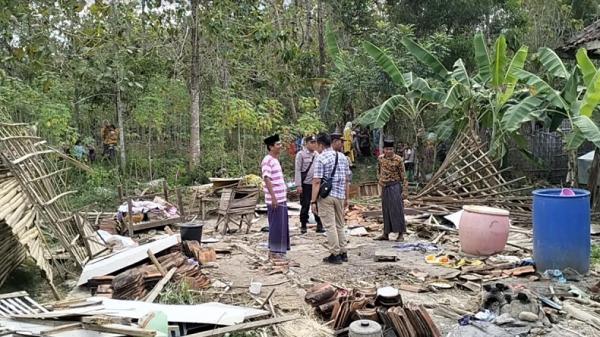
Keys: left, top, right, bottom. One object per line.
{"left": 77, "top": 234, "right": 180, "bottom": 286}
{"left": 85, "top": 298, "right": 269, "bottom": 326}
{"left": 0, "top": 318, "right": 122, "bottom": 337}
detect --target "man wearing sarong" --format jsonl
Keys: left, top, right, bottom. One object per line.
{"left": 295, "top": 135, "right": 324, "bottom": 234}
{"left": 374, "top": 138, "right": 408, "bottom": 242}
{"left": 261, "top": 134, "right": 290, "bottom": 258}
{"left": 311, "top": 132, "right": 352, "bottom": 264}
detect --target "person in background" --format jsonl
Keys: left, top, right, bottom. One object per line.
{"left": 343, "top": 122, "right": 355, "bottom": 166}
{"left": 295, "top": 135, "right": 324, "bottom": 234}
{"left": 261, "top": 134, "right": 290, "bottom": 259}
{"left": 372, "top": 128, "right": 381, "bottom": 154}
{"left": 100, "top": 120, "right": 111, "bottom": 155}
{"left": 311, "top": 132, "right": 352, "bottom": 265}
{"left": 375, "top": 138, "right": 408, "bottom": 241}
{"left": 72, "top": 140, "right": 86, "bottom": 161}
{"left": 404, "top": 143, "right": 415, "bottom": 180}
{"left": 352, "top": 127, "right": 361, "bottom": 158}
{"left": 87, "top": 143, "right": 96, "bottom": 163}
{"left": 62, "top": 142, "right": 71, "bottom": 156}
{"left": 359, "top": 128, "right": 370, "bottom": 157}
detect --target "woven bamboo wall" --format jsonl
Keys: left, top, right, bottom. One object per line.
{"left": 505, "top": 121, "right": 593, "bottom": 183}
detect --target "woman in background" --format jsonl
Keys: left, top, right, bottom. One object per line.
{"left": 343, "top": 122, "right": 355, "bottom": 165}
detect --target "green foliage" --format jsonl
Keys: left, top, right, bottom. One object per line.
{"left": 296, "top": 112, "right": 326, "bottom": 136}
{"left": 3, "top": 0, "right": 600, "bottom": 202}
{"left": 592, "top": 244, "right": 600, "bottom": 266}
{"left": 70, "top": 166, "right": 120, "bottom": 210}
{"left": 159, "top": 280, "right": 208, "bottom": 305}
{"left": 38, "top": 103, "right": 78, "bottom": 144}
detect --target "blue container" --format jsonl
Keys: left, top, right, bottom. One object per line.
{"left": 532, "top": 188, "right": 591, "bottom": 274}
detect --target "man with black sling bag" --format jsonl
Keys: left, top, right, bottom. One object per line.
{"left": 311, "top": 132, "right": 352, "bottom": 264}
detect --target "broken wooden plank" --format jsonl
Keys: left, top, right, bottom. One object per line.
{"left": 82, "top": 323, "right": 156, "bottom": 337}
{"left": 40, "top": 322, "right": 83, "bottom": 335}
{"left": 145, "top": 268, "right": 176, "bottom": 303}
{"left": 185, "top": 315, "right": 301, "bottom": 337}
{"left": 11, "top": 150, "right": 55, "bottom": 165}
{"left": 43, "top": 190, "right": 78, "bottom": 206}
{"left": 147, "top": 249, "right": 166, "bottom": 276}
{"left": 260, "top": 289, "right": 276, "bottom": 310}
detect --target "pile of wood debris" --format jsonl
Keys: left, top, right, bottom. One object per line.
{"left": 305, "top": 282, "right": 442, "bottom": 336}
{"left": 411, "top": 128, "right": 533, "bottom": 225}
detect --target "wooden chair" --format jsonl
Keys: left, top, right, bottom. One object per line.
{"left": 214, "top": 187, "right": 259, "bottom": 235}
{"left": 197, "top": 178, "right": 242, "bottom": 220}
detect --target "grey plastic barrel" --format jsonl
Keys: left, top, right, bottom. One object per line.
{"left": 349, "top": 320, "right": 382, "bottom": 337}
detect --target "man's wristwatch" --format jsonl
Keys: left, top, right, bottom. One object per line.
{"left": 311, "top": 201, "right": 317, "bottom": 204}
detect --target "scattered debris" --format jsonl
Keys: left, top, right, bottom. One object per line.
{"left": 304, "top": 283, "right": 441, "bottom": 336}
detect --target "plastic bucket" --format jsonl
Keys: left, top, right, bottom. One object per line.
{"left": 532, "top": 188, "right": 590, "bottom": 274}
{"left": 178, "top": 223, "right": 204, "bottom": 243}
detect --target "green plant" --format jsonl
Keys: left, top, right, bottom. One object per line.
{"left": 592, "top": 244, "right": 600, "bottom": 266}
{"left": 159, "top": 280, "right": 208, "bottom": 305}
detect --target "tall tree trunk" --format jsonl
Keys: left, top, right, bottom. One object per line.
{"left": 317, "top": 0, "right": 326, "bottom": 104}
{"left": 115, "top": 79, "right": 126, "bottom": 171}
{"left": 271, "top": 0, "right": 298, "bottom": 119}
{"left": 189, "top": 0, "right": 201, "bottom": 168}
{"left": 304, "top": 0, "right": 313, "bottom": 48}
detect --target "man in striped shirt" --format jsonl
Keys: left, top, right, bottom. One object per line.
{"left": 261, "top": 134, "right": 290, "bottom": 259}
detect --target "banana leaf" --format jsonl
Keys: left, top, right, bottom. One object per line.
{"left": 576, "top": 48, "right": 596, "bottom": 87}
{"left": 491, "top": 35, "right": 507, "bottom": 87}
{"left": 362, "top": 41, "right": 405, "bottom": 88}
{"left": 501, "top": 96, "right": 543, "bottom": 132}
{"left": 401, "top": 37, "right": 448, "bottom": 80}
{"left": 473, "top": 32, "right": 491, "bottom": 83}
{"left": 538, "top": 47, "right": 569, "bottom": 79}
{"left": 499, "top": 46, "right": 528, "bottom": 105}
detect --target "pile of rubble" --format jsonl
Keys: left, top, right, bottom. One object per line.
{"left": 80, "top": 235, "right": 212, "bottom": 301}
{"left": 305, "top": 283, "right": 441, "bottom": 336}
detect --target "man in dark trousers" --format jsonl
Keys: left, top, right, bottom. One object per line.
{"left": 294, "top": 135, "right": 324, "bottom": 234}
{"left": 374, "top": 138, "right": 408, "bottom": 241}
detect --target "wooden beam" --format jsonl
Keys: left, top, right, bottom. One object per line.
{"left": 30, "top": 167, "right": 71, "bottom": 183}
{"left": 131, "top": 217, "right": 184, "bottom": 232}
{"left": 82, "top": 323, "right": 156, "bottom": 337}
{"left": 176, "top": 188, "right": 185, "bottom": 218}
{"left": 260, "top": 289, "right": 275, "bottom": 310}
{"left": 0, "top": 135, "right": 41, "bottom": 141}
{"left": 43, "top": 190, "right": 78, "bottom": 206}
{"left": 162, "top": 180, "right": 169, "bottom": 202}
{"left": 145, "top": 268, "right": 176, "bottom": 303}
{"left": 11, "top": 150, "right": 54, "bottom": 164}
{"left": 127, "top": 199, "right": 134, "bottom": 237}
{"left": 41, "top": 322, "right": 82, "bottom": 335}
{"left": 147, "top": 249, "right": 166, "bottom": 276}
{"left": 185, "top": 315, "right": 301, "bottom": 337}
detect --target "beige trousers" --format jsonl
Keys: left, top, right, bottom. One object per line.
{"left": 318, "top": 196, "right": 347, "bottom": 255}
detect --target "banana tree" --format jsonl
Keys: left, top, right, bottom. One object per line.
{"left": 503, "top": 47, "right": 600, "bottom": 185}
{"left": 355, "top": 41, "right": 445, "bottom": 179}
{"left": 357, "top": 32, "right": 534, "bottom": 164}
{"left": 400, "top": 33, "right": 531, "bottom": 159}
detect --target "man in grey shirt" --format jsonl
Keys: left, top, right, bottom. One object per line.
{"left": 295, "top": 135, "right": 324, "bottom": 234}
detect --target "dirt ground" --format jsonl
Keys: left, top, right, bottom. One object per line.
{"left": 199, "top": 212, "right": 600, "bottom": 337}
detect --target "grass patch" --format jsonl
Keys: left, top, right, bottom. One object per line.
{"left": 592, "top": 244, "right": 600, "bottom": 266}
{"left": 158, "top": 280, "right": 209, "bottom": 305}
